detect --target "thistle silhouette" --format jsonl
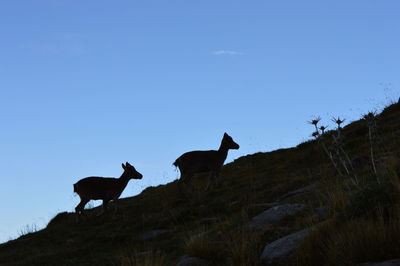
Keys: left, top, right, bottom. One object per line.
{"left": 362, "top": 111, "right": 380, "bottom": 182}
{"left": 311, "top": 131, "right": 320, "bottom": 138}
{"left": 319, "top": 126, "right": 328, "bottom": 134}
{"left": 308, "top": 116, "right": 357, "bottom": 185}
{"left": 308, "top": 117, "right": 321, "bottom": 134}
{"left": 308, "top": 117, "right": 343, "bottom": 176}
{"left": 331, "top": 117, "right": 345, "bottom": 127}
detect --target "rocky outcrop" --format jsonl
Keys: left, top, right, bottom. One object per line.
{"left": 249, "top": 204, "right": 306, "bottom": 230}
{"left": 200, "top": 217, "right": 220, "bottom": 224}
{"left": 139, "top": 229, "right": 174, "bottom": 240}
{"left": 313, "top": 206, "right": 330, "bottom": 221}
{"left": 249, "top": 202, "right": 280, "bottom": 210}
{"left": 358, "top": 259, "right": 400, "bottom": 266}
{"left": 278, "top": 183, "right": 318, "bottom": 201}
{"left": 260, "top": 228, "right": 311, "bottom": 265}
{"left": 176, "top": 255, "right": 210, "bottom": 266}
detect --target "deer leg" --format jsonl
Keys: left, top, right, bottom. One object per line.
{"left": 207, "top": 171, "right": 221, "bottom": 191}
{"left": 179, "top": 171, "right": 189, "bottom": 183}
{"left": 183, "top": 173, "right": 194, "bottom": 192}
{"left": 112, "top": 199, "right": 119, "bottom": 215}
{"left": 205, "top": 174, "right": 212, "bottom": 191}
{"left": 178, "top": 182, "right": 188, "bottom": 196}
{"left": 205, "top": 172, "right": 216, "bottom": 191}
{"left": 179, "top": 172, "right": 194, "bottom": 195}
{"left": 214, "top": 171, "right": 221, "bottom": 188}
{"left": 75, "top": 198, "right": 89, "bottom": 214}
{"left": 75, "top": 198, "right": 89, "bottom": 222}
{"left": 98, "top": 200, "right": 109, "bottom": 216}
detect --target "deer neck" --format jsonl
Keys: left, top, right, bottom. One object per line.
{"left": 117, "top": 173, "right": 131, "bottom": 189}
{"left": 218, "top": 143, "right": 229, "bottom": 160}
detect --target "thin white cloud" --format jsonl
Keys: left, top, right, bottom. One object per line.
{"left": 213, "top": 50, "right": 243, "bottom": 56}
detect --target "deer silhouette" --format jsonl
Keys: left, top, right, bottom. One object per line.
{"left": 73, "top": 162, "right": 142, "bottom": 218}
{"left": 173, "top": 133, "right": 239, "bottom": 191}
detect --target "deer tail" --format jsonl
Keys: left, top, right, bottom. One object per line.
{"left": 73, "top": 183, "right": 78, "bottom": 193}
{"left": 173, "top": 158, "right": 180, "bottom": 168}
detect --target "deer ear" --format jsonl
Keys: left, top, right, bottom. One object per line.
{"left": 122, "top": 163, "right": 126, "bottom": 169}
{"left": 224, "top": 132, "right": 228, "bottom": 137}
{"left": 126, "top": 162, "right": 131, "bottom": 167}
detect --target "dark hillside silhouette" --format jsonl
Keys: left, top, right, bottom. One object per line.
{"left": 1, "top": 103, "right": 400, "bottom": 265}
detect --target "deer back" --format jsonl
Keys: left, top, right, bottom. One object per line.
{"left": 74, "top": 177, "right": 125, "bottom": 200}
{"left": 175, "top": 150, "right": 226, "bottom": 173}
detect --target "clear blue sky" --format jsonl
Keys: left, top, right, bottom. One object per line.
{"left": 0, "top": 0, "right": 399, "bottom": 242}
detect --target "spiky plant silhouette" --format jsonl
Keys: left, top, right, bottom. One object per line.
{"left": 309, "top": 117, "right": 343, "bottom": 176}
{"left": 363, "top": 112, "right": 379, "bottom": 180}
{"left": 331, "top": 117, "right": 356, "bottom": 180}
{"left": 309, "top": 116, "right": 357, "bottom": 185}
{"left": 319, "top": 126, "right": 328, "bottom": 134}
{"left": 361, "top": 111, "right": 391, "bottom": 184}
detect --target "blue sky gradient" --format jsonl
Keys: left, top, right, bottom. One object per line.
{"left": 0, "top": 0, "right": 399, "bottom": 242}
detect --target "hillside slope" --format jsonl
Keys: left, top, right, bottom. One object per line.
{"left": 1, "top": 102, "right": 400, "bottom": 266}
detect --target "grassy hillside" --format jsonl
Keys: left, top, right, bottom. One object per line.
{"left": 1, "top": 101, "right": 400, "bottom": 266}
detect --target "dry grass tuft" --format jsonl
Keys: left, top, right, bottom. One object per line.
{"left": 225, "top": 227, "right": 262, "bottom": 266}
{"left": 296, "top": 213, "right": 400, "bottom": 266}
{"left": 113, "top": 249, "right": 167, "bottom": 266}
{"left": 183, "top": 228, "right": 224, "bottom": 261}
{"left": 325, "top": 217, "right": 400, "bottom": 265}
